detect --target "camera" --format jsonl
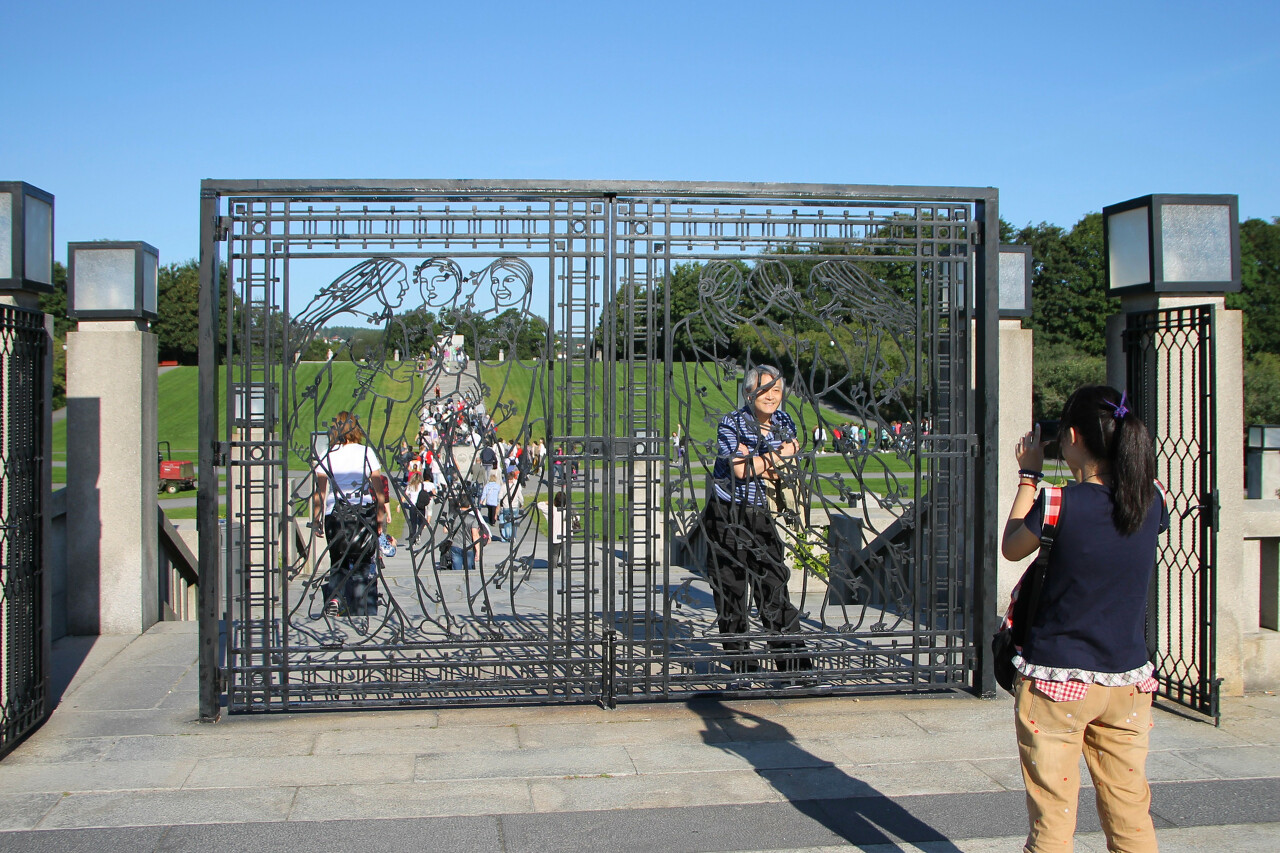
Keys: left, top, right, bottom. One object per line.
{"left": 1037, "top": 420, "right": 1060, "bottom": 460}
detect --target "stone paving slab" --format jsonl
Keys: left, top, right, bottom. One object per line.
{"left": 106, "top": 731, "right": 319, "bottom": 762}
{"left": 828, "top": 726, "right": 1017, "bottom": 766}
{"left": 216, "top": 707, "right": 440, "bottom": 733}
{"left": 516, "top": 716, "right": 727, "bottom": 749}
{"left": 527, "top": 767, "right": 783, "bottom": 813}
{"left": 0, "top": 736, "right": 119, "bottom": 766}
{"left": 0, "top": 793, "right": 62, "bottom": 831}
{"left": 1168, "top": 742, "right": 1280, "bottom": 779}
{"left": 288, "top": 778, "right": 534, "bottom": 821}
{"left": 182, "top": 754, "right": 417, "bottom": 789}
{"left": 0, "top": 759, "right": 197, "bottom": 795}
{"left": 627, "top": 737, "right": 853, "bottom": 776}
{"left": 55, "top": 666, "right": 192, "bottom": 712}
{"left": 414, "top": 744, "right": 637, "bottom": 781}
{"left": 36, "top": 786, "right": 297, "bottom": 829}
{"left": 707, "top": 708, "right": 926, "bottom": 742}
{"left": 314, "top": 723, "right": 519, "bottom": 755}
{"left": 27, "top": 707, "right": 198, "bottom": 740}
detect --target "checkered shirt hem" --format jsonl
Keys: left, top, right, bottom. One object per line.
{"left": 1013, "top": 655, "right": 1158, "bottom": 701}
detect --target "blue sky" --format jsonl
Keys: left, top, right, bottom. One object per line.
{"left": 5, "top": 0, "right": 1278, "bottom": 268}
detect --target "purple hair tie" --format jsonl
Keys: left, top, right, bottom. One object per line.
{"left": 1104, "top": 391, "right": 1130, "bottom": 420}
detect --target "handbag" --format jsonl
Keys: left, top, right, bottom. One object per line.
{"left": 992, "top": 485, "right": 1061, "bottom": 695}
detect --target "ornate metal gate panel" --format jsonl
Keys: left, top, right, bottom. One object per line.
{"left": 199, "top": 181, "right": 997, "bottom": 712}
{"left": 0, "top": 305, "right": 48, "bottom": 755}
{"left": 1125, "top": 306, "right": 1220, "bottom": 721}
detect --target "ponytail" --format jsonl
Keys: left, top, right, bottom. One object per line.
{"left": 1059, "top": 385, "right": 1156, "bottom": 535}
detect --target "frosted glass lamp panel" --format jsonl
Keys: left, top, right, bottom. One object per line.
{"left": 1267, "top": 427, "right": 1280, "bottom": 449}
{"left": 1161, "top": 204, "right": 1232, "bottom": 282}
{"left": 0, "top": 192, "right": 11, "bottom": 278}
{"left": 998, "top": 251, "right": 1028, "bottom": 312}
{"left": 1107, "top": 206, "right": 1150, "bottom": 289}
{"left": 141, "top": 250, "right": 158, "bottom": 314}
{"left": 75, "top": 249, "right": 136, "bottom": 312}
{"left": 24, "top": 196, "right": 53, "bottom": 285}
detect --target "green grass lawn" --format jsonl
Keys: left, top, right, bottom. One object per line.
{"left": 54, "top": 360, "right": 928, "bottom": 528}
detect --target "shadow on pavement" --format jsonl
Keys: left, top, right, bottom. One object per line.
{"left": 692, "top": 699, "right": 964, "bottom": 851}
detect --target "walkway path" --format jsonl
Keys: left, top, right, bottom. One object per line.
{"left": 1, "top": 623, "right": 1276, "bottom": 851}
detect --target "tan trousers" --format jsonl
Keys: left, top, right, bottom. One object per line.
{"left": 1014, "top": 678, "right": 1158, "bottom": 853}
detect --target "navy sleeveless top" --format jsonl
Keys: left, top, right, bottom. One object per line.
{"left": 1019, "top": 482, "right": 1169, "bottom": 674}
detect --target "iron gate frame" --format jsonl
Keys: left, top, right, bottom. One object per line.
{"left": 196, "top": 180, "right": 1002, "bottom": 719}
{"left": 1124, "top": 305, "right": 1221, "bottom": 722}
{"left": 0, "top": 303, "right": 50, "bottom": 757}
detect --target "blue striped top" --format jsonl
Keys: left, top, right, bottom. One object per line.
{"left": 711, "top": 406, "right": 797, "bottom": 507}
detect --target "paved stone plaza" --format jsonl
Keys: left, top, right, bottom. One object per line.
{"left": 0, "top": 622, "right": 1276, "bottom": 851}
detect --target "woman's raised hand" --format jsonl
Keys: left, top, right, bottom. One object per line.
{"left": 1015, "top": 425, "right": 1045, "bottom": 471}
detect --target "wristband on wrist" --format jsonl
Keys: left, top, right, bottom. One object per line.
{"left": 1018, "top": 468, "right": 1043, "bottom": 481}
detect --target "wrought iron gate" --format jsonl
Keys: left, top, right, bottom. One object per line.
{"left": 1124, "top": 306, "right": 1221, "bottom": 721}
{"left": 0, "top": 304, "right": 48, "bottom": 756}
{"left": 199, "top": 180, "right": 999, "bottom": 712}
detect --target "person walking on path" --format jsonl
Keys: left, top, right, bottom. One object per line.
{"left": 311, "top": 412, "right": 395, "bottom": 616}
{"left": 480, "top": 470, "right": 503, "bottom": 534}
{"left": 1001, "top": 385, "right": 1169, "bottom": 853}
{"left": 535, "top": 491, "right": 569, "bottom": 569}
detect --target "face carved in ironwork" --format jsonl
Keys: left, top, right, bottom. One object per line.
{"left": 484, "top": 257, "right": 532, "bottom": 312}
{"left": 414, "top": 258, "right": 465, "bottom": 312}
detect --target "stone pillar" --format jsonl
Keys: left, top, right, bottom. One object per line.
{"left": 66, "top": 319, "right": 159, "bottom": 635}
{"left": 996, "top": 318, "right": 1036, "bottom": 611}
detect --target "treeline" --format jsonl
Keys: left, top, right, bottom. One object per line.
{"left": 38, "top": 214, "right": 1280, "bottom": 421}
{"left": 1009, "top": 214, "right": 1280, "bottom": 421}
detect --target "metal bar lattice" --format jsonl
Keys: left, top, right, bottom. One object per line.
{"left": 198, "top": 181, "right": 997, "bottom": 711}
{"left": 0, "top": 305, "right": 47, "bottom": 755}
{"left": 1125, "top": 306, "right": 1220, "bottom": 721}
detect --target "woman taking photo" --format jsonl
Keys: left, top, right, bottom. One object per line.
{"left": 1002, "top": 385, "right": 1168, "bottom": 853}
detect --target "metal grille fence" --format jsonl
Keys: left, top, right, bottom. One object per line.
{"left": 1125, "top": 305, "right": 1220, "bottom": 722}
{"left": 0, "top": 304, "right": 47, "bottom": 756}
{"left": 199, "top": 181, "right": 1000, "bottom": 712}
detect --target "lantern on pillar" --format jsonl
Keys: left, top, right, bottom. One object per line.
{"left": 997, "top": 244, "right": 1033, "bottom": 318}
{"left": 1103, "top": 194, "right": 1240, "bottom": 295}
{"left": 68, "top": 241, "right": 159, "bottom": 320}
{"left": 0, "top": 181, "right": 55, "bottom": 293}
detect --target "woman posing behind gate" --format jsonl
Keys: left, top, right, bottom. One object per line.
{"left": 1001, "top": 385, "right": 1168, "bottom": 853}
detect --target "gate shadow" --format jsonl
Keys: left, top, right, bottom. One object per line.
{"left": 690, "top": 699, "right": 962, "bottom": 851}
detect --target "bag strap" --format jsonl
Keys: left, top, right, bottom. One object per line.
{"left": 1043, "top": 483, "right": 1063, "bottom": 528}
{"left": 1019, "top": 484, "right": 1062, "bottom": 638}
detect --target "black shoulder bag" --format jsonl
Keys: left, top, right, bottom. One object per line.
{"left": 992, "top": 486, "right": 1061, "bottom": 695}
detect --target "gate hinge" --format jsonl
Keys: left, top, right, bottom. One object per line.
{"left": 214, "top": 216, "right": 230, "bottom": 242}
{"left": 970, "top": 222, "right": 983, "bottom": 246}
{"left": 213, "top": 441, "right": 229, "bottom": 467}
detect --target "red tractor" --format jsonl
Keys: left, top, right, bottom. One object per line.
{"left": 157, "top": 441, "right": 197, "bottom": 494}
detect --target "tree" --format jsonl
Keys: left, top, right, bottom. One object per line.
{"left": 37, "top": 262, "right": 70, "bottom": 408}
{"left": 1245, "top": 353, "right": 1280, "bottom": 424}
{"left": 150, "top": 260, "right": 232, "bottom": 364}
{"left": 1019, "top": 213, "right": 1116, "bottom": 357}
{"left": 1229, "top": 217, "right": 1280, "bottom": 356}
{"left": 153, "top": 260, "right": 200, "bottom": 363}
{"left": 1032, "top": 342, "right": 1106, "bottom": 420}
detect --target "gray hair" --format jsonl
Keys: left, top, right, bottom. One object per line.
{"left": 743, "top": 364, "right": 785, "bottom": 397}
